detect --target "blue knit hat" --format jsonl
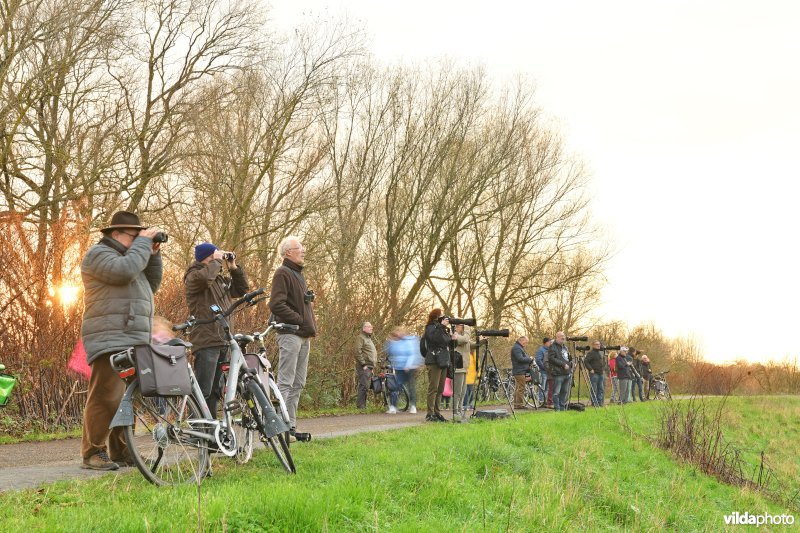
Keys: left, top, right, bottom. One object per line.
{"left": 195, "top": 242, "right": 217, "bottom": 262}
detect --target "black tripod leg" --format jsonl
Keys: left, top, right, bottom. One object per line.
{"left": 486, "top": 348, "right": 516, "bottom": 420}
{"left": 470, "top": 345, "right": 489, "bottom": 418}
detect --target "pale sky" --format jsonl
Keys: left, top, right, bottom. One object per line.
{"left": 271, "top": 1, "right": 800, "bottom": 364}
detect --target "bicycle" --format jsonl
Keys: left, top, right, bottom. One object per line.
{"left": 240, "top": 321, "right": 310, "bottom": 443}
{"left": 109, "top": 289, "right": 294, "bottom": 486}
{"left": 649, "top": 370, "right": 672, "bottom": 400}
{"left": 0, "top": 363, "right": 17, "bottom": 408}
{"left": 522, "top": 366, "right": 544, "bottom": 409}
{"left": 476, "top": 365, "right": 502, "bottom": 401}
{"left": 375, "top": 364, "right": 410, "bottom": 412}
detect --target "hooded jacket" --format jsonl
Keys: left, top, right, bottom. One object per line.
{"left": 80, "top": 235, "right": 163, "bottom": 364}
{"left": 184, "top": 259, "right": 249, "bottom": 350}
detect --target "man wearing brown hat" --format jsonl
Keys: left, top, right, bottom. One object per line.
{"left": 80, "top": 211, "right": 164, "bottom": 470}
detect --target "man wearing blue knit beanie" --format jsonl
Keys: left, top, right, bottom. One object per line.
{"left": 184, "top": 242, "right": 250, "bottom": 417}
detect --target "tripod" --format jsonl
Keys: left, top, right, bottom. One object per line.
{"left": 569, "top": 356, "right": 599, "bottom": 407}
{"left": 469, "top": 338, "right": 516, "bottom": 420}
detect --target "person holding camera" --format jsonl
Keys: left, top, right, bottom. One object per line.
{"left": 80, "top": 211, "right": 163, "bottom": 470}
{"left": 547, "top": 332, "right": 573, "bottom": 412}
{"left": 584, "top": 340, "right": 608, "bottom": 407}
{"left": 615, "top": 347, "right": 633, "bottom": 404}
{"left": 355, "top": 321, "right": 378, "bottom": 410}
{"left": 535, "top": 337, "right": 552, "bottom": 404}
{"left": 630, "top": 348, "right": 646, "bottom": 402}
{"left": 184, "top": 242, "right": 250, "bottom": 418}
{"left": 640, "top": 354, "right": 653, "bottom": 399}
{"left": 269, "top": 236, "right": 317, "bottom": 439}
{"left": 423, "top": 309, "right": 454, "bottom": 422}
{"left": 511, "top": 336, "right": 533, "bottom": 409}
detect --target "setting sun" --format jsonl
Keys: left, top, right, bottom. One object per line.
{"left": 49, "top": 283, "right": 80, "bottom": 307}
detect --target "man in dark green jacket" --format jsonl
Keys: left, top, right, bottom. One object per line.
{"left": 354, "top": 321, "right": 378, "bottom": 410}
{"left": 80, "top": 211, "right": 163, "bottom": 470}
{"left": 184, "top": 242, "right": 249, "bottom": 417}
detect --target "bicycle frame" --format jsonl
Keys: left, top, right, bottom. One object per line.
{"left": 251, "top": 324, "right": 292, "bottom": 424}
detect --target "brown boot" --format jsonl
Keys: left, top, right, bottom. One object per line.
{"left": 82, "top": 450, "right": 119, "bottom": 471}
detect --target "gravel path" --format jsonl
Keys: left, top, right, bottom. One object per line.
{"left": 0, "top": 404, "right": 529, "bottom": 492}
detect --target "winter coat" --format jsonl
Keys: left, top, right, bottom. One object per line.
{"left": 511, "top": 342, "right": 533, "bottom": 376}
{"left": 615, "top": 354, "right": 632, "bottom": 379}
{"left": 547, "top": 341, "right": 573, "bottom": 377}
{"left": 453, "top": 331, "right": 470, "bottom": 374}
{"left": 535, "top": 345, "right": 548, "bottom": 372}
{"left": 424, "top": 322, "right": 451, "bottom": 368}
{"left": 268, "top": 259, "right": 317, "bottom": 338}
{"left": 80, "top": 235, "right": 163, "bottom": 364}
{"left": 355, "top": 332, "right": 378, "bottom": 367}
{"left": 184, "top": 259, "right": 249, "bottom": 350}
{"left": 584, "top": 349, "right": 607, "bottom": 375}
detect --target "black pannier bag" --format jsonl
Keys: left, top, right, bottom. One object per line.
{"left": 371, "top": 376, "right": 383, "bottom": 393}
{"left": 134, "top": 344, "right": 192, "bottom": 396}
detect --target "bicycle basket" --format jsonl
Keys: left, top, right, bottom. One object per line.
{"left": 0, "top": 371, "right": 17, "bottom": 407}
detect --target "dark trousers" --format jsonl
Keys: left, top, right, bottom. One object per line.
{"left": 193, "top": 346, "right": 227, "bottom": 417}
{"left": 631, "top": 376, "right": 644, "bottom": 401}
{"left": 426, "top": 365, "right": 446, "bottom": 415}
{"left": 356, "top": 365, "right": 373, "bottom": 409}
{"left": 81, "top": 354, "right": 128, "bottom": 460}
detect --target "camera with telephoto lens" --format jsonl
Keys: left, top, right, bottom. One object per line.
{"left": 223, "top": 252, "right": 236, "bottom": 261}
{"left": 444, "top": 317, "right": 476, "bottom": 326}
{"left": 566, "top": 335, "right": 588, "bottom": 342}
{"left": 153, "top": 231, "right": 168, "bottom": 243}
{"left": 304, "top": 289, "right": 315, "bottom": 303}
{"left": 475, "top": 328, "right": 510, "bottom": 337}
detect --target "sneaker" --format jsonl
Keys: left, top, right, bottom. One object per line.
{"left": 387, "top": 405, "right": 397, "bottom": 414}
{"left": 81, "top": 450, "right": 119, "bottom": 471}
{"left": 408, "top": 405, "right": 417, "bottom": 414}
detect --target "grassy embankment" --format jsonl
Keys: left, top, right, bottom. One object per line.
{"left": 0, "top": 396, "right": 797, "bottom": 531}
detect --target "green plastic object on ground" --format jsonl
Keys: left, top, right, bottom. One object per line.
{"left": 0, "top": 363, "right": 17, "bottom": 407}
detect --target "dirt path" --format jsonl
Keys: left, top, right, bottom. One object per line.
{"left": 0, "top": 405, "right": 527, "bottom": 492}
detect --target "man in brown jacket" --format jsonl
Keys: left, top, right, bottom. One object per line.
{"left": 268, "top": 236, "right": 317, "bottom": 437}
{"left": 184, "top": 242, "right": 249, "bottom": 417}
{"left": 355, "top": 321, "right": 378, "bottom": 410}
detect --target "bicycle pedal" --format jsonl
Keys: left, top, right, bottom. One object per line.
{"left": 225, "top": 400, "right": 242, "bottom": 415}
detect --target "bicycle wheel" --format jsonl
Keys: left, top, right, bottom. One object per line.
{"left": 246, "top": 379, "right": 295, "bottom": 473}
{"left": 228, "top": 386, "right": 255, "bottom": 464}
{"left": 123, "top": 384, "right": 210, "bottom": 486}
{"left": 396, "top": 386, "right": 410, "bottom": 412}
{"left": 523, "top": 383, "right": 540, "bottom": 408}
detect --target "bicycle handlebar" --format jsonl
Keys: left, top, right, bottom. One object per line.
{"left": 172, "top": 289, "right": 266, "bottom": 332}
{"left": 222, "top": 288, "right": 266, "bottom": 317}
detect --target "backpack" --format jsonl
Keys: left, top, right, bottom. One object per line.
{"left": 419, "top": 337, "right": 428, "bottom": 358}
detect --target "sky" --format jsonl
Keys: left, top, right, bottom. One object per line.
{"left": 271, "top": 1, "right": 800, "bottom": 364}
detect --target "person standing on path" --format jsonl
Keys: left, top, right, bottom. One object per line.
{"left": 79, "top": 211, "right": 163, "bottom": 471}
{"left": 355, "top": 321, "right": 378, "bottom": 410}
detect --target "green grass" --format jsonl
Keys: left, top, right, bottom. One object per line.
{"left": 0, "top": 397, "right": 796, "bottom": 531}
